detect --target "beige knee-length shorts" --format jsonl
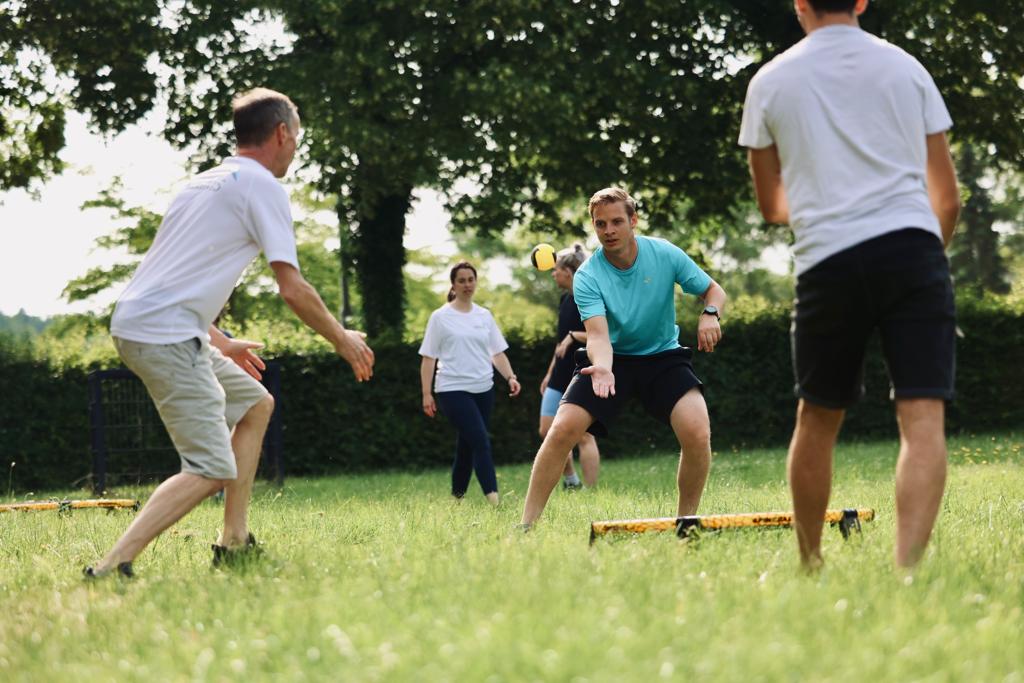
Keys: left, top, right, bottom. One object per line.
{"left": 113, "top": 336, "right": 269, "bottom": 480}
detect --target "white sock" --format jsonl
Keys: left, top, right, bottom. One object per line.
{"left": 564, "top": 473, "right": 581, "bottom": 486}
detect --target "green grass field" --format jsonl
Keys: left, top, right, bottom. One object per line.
{"left": 1, "top": 433, "right": 1022, "bottom": 682}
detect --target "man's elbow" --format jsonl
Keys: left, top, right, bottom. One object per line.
{"left": 760, "top": 203, "right": 787, "bottom": 224}
{"left": 278, "top": 280, "right": 307, "bottom": 307}
{"left": 939, "top": 194, "right": 961, "bottom": 224}
{"left": 754, "top": 197, "right": 784, "bottom": 224}
{"left": 715, "top": 284, "right": 728, "bottom": 305}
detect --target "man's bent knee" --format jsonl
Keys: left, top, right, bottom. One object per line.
{"left": 671, "top": 405, "right": 711, "bottom": 451}
{"left": 680, "top": 419, "right": 710, "bottom": 447}
{"left": 546, "top": 422, "right": 585, "bottom": 450}
{"left": 895, "top": 399, "right": 945, "bottom": 438}
{"left": 257, "top": 393, "right": 275, "bottom": 414}
{"left": 241, "top": 394, "right": 275, "bottom": 425}
{"left": 186, "top": 472, "right": 232, "bottom": 495}
{"left": 544, "top": 406, "right": 593, "bottom": 450}
{"left": 795, "top": 399, "right": 844, "bottom": 434}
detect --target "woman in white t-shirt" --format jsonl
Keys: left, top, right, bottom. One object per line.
{"left": 419, "top": 262, "right": 521, "bottom": 505}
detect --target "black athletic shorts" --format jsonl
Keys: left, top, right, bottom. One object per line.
{"left": 561, "top": 347, "right": 703, "bottom": 437}
{"left": 792, "top": 228, "right": 956, "bottom": 409}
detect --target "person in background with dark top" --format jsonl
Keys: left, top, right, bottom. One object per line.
{"left": 419, "top": 262, "right": 521, "bottom": 505}
{"left": 539, "top": 244, "right": 601, "bottom": 489}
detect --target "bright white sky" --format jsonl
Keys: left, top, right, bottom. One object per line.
{"left": 0, "top": 108, "right": 457, "bottom": 318}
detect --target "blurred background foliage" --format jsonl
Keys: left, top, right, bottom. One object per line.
{"left": 2, "top": 1, "right": 1023, "bottom": 488}
{"left": 4, "top": 0, "right": 1024, "bottom": 343}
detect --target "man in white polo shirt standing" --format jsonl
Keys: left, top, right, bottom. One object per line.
{"left": 739, "top": 0, "right": 961, "bottom": 568}
{"left": 86, "top": 88, "right": 375, "bottom": 578}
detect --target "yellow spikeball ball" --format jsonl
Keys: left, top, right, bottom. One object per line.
{"left": 531, "top": 243, "right": 557, "bottom": 271}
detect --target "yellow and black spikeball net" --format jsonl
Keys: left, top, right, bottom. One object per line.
{"left": 0, "top": 499, "right": 140, "bottom": 514}
{"left": 589, "top": 508, "right": 874, "bottom": 544}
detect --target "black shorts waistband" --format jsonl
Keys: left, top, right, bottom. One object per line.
{"left": 574, "top": 346, "right": 693, "bottom": 366}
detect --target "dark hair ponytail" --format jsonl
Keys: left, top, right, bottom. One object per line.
{"left": 447, "top": 261, "right": 477, "bottom": 302}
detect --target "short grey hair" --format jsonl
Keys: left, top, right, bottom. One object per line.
{"left": 232, "top": 88, "right": 298, "bottom": 146}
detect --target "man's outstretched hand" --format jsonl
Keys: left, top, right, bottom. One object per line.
{"left": 222, "top": 339, "right": 267, "bottom": 380}
{"left": 581, "top": 364, "right": 615, "bottom": 398}
{"left": 335, "top": 330, "right": 375, "bottom": 381}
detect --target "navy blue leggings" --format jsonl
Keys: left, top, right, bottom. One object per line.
{"left": 435, "top": 389, "right": 497, "bottom": 496}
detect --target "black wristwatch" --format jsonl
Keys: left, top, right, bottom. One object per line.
{"left": 701, "top": 305, "right": 720, "bottom": 320}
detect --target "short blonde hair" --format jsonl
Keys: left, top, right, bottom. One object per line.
{"left": 588, "top": 187, "right": 637, "bottom": 220}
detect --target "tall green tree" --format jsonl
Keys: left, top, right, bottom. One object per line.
{"left": 949, "top": 144, "right": 1011, "bottom": 294}
{"left": 153, "top": 1, "right": 787, "bottom": 336}
{"left": 8, "top": 1, "right": 1024, "bottom": 336}
{"left": 149, "top": 1, "right": 1024, "bottom": 337}
{"left": 0, "top": 0, "right": 162, "bottom": 190}
{"left": 994, "top": 171, "right": 1024, "bottom": 297}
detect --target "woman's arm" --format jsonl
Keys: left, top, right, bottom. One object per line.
{"left": 541, "top": 352, "right": 556, "bottom": 395}
{"left": 492, "top": 352, "right": 521, "bottom": 397}
{"left": 420, "top": 356, "right": 438, "bottom": 417}
{"left": 556, "top": 329, "right": 587, "bottom": 358}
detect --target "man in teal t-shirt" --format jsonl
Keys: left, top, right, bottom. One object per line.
{"left": 521, "top": 187, "right": 727, "bottom": 526}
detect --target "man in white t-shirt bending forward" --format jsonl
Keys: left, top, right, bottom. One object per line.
{"left": 85, "top": 88, "right": 375, "bottom": 578}
{"left": 739, "top": 0, "right": 961, "bottom": 568}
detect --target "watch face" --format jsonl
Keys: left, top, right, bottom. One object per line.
{"left": 704, "top": 306, "right": 718, "bottom": 315}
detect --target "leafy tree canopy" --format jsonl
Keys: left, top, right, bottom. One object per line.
{"left": 0, "top": 0, "right": 162, "bottom": 190}
{"left": 6, "top": 1, "right": 1023, "bottom": 335}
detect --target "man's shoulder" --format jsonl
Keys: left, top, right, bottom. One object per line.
{"left": 217, "top": 157, "right": 286, "bottom": 195}
{"left": 749, "top": 37, "right": 812, "bottom": 86}
{"left": 639, "top": 235, "right": 683, "bottom": 258}
{"left": 181, "top": 161, "right": 236, "bottom": 191}
{"left": 236, "top": 159, "right": 287, "bottom": 193}
{"left": 871, "top": 36, "right": 932, "bottom": 78}
{"left": 863, "top": 32, "right": 913, "bottom": 58}
{"left": 182, "top": 157, "right": 275, "bottom": 196}
{"left": 572, "top": 261, "right": 604, "bottom": 302}
{"left": 639, "top": 235, "right": 672, "bottom": 248}
{"left": 575, "top": 249, "right": 605, "bottom": 277}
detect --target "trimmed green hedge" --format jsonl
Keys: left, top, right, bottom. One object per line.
{"left": 0, "top": 355, "right": 91, "bottom": 493}
{"left": 2, "top": 302, "right": 1021, "bottom": 492}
